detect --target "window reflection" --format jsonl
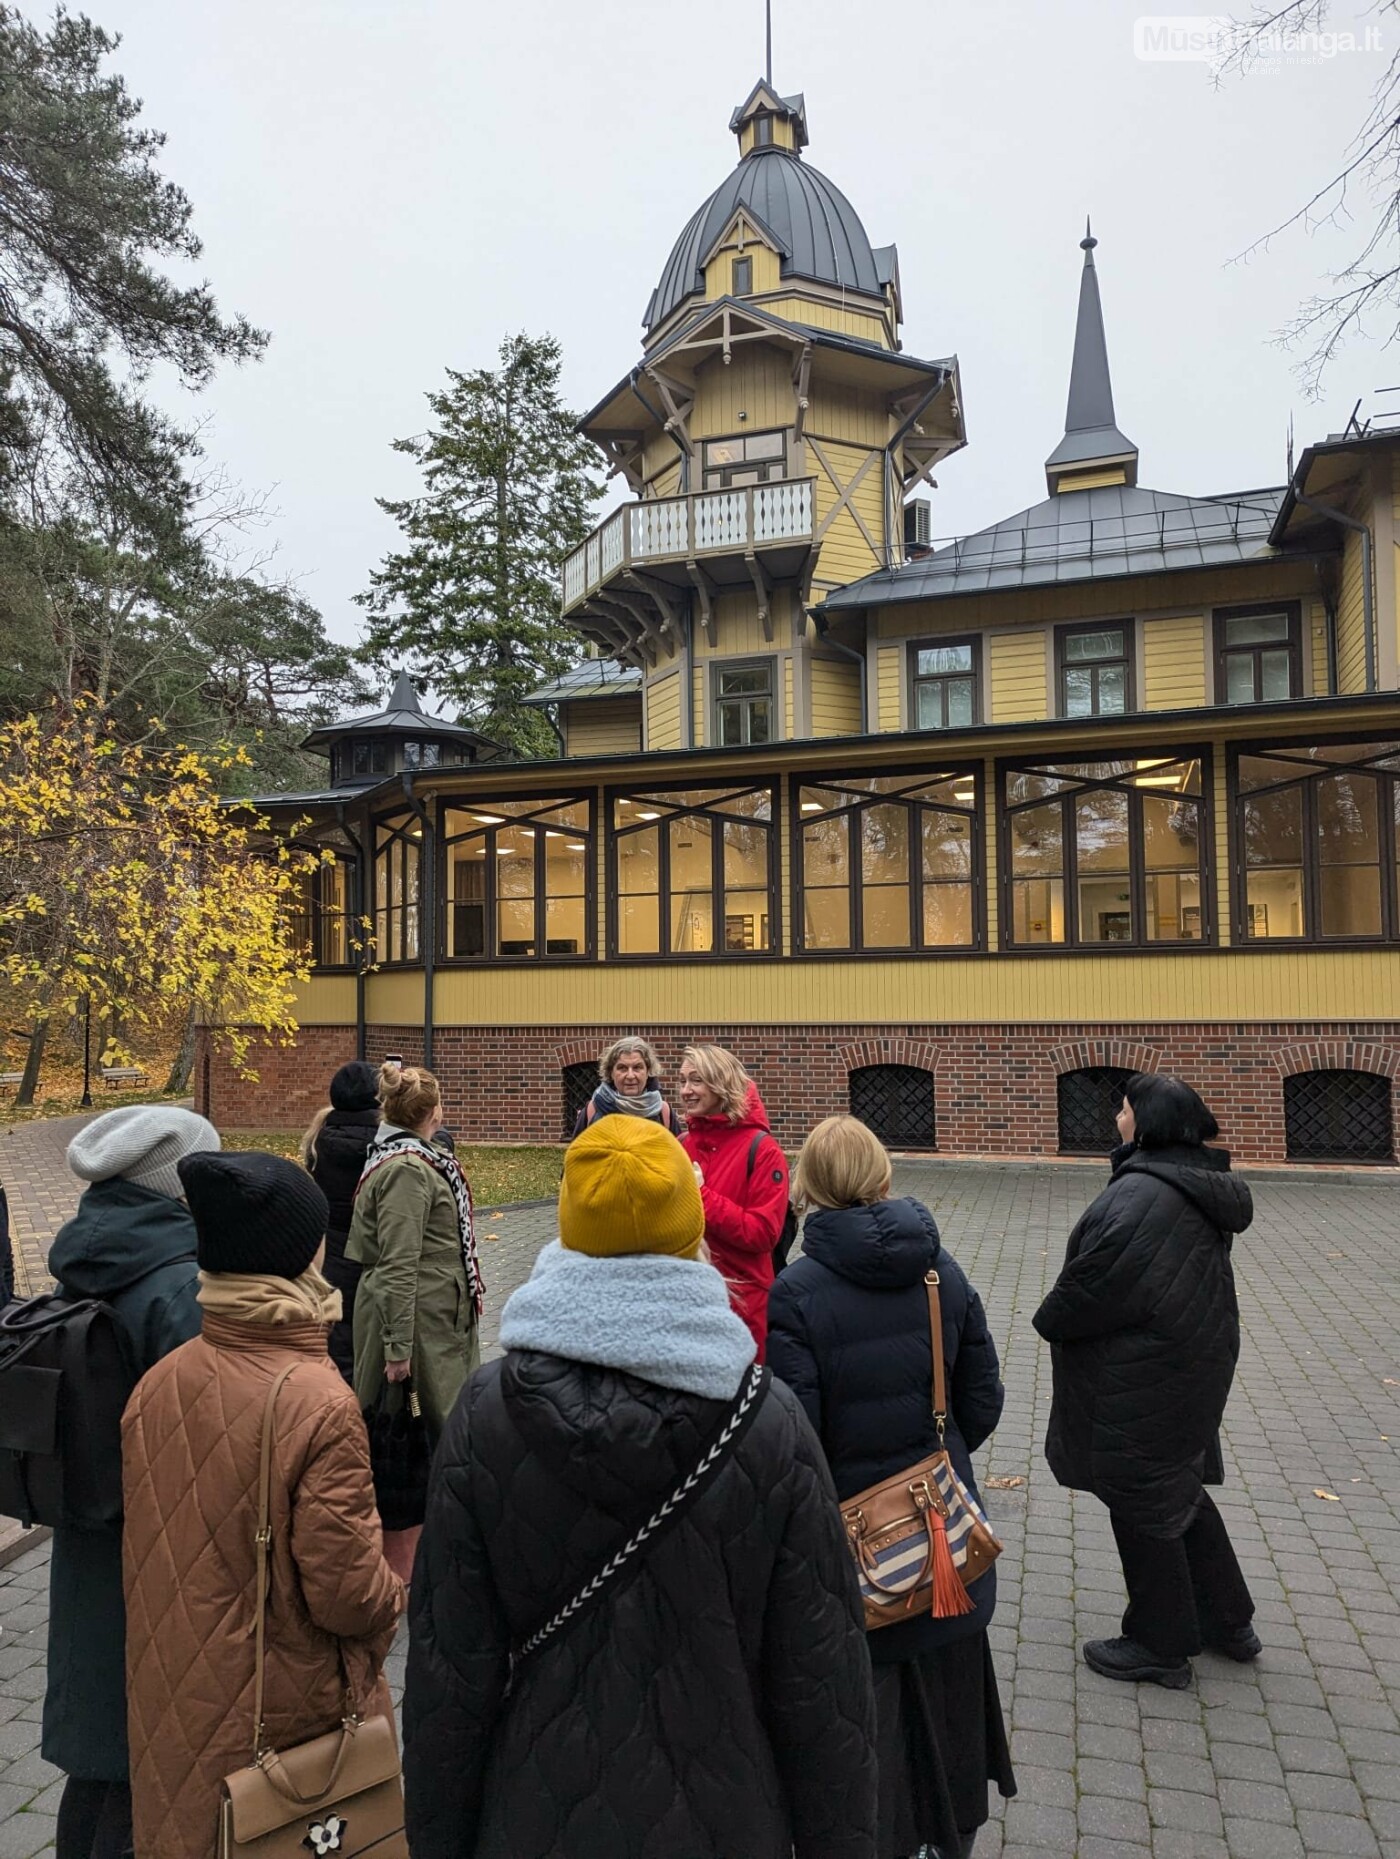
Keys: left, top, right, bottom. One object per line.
{"left": 442, "top": 796, "right": 592, "bottom": 960}
{"left": 610, "top": 785, "right": 774, "bottom": 957}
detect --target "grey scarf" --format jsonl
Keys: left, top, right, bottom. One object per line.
{"left": 590, "top": 1081, "right": 666, "bottom": 1122}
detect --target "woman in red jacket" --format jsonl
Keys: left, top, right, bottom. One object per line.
{"left": 678, "top": 1045, "right": 789, "bottom": 1356}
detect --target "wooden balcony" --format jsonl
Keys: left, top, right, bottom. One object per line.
{"left": 560, "top": 479, "right": 815, "bottom": 662}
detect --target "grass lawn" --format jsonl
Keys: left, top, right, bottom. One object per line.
{"left": 219, "top": 1132, "right": 565, "bottom": 1209}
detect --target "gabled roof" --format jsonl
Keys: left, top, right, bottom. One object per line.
{"left": 728, "top": 80, "right": 808, "bottom": 146}
{"left": 300, "top": 672, "right": 498, "bottom": 754}
{"left": 524, "top": 661, "right": 644, "bottom": 706}
{"left": 1045, "top": 225, "right": 1138, "bottom": 491}
{"left": 821, "top": 482, "right": 1296, "bottom": 609}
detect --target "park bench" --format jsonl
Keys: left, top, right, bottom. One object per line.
{"left": 0, "top": 1074, "right": 21, "bottom": 1089}
{"left": 100, "top": 1066, "right": 148, "bottom": 1090}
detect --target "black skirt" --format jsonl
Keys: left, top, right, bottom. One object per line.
{"left": 872, "top": 1631, "right": 1016, "bottom": 1859}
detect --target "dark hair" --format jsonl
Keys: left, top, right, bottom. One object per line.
{"left": 1124, "top": 1073, "right": 1219, "bottom": 1149}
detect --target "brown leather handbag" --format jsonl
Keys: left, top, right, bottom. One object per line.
{"left": 218, "top": 1364, "right": 408, "bottom": 1858}
{"left": 840, "top": 1269, "right": 1003, "bottom": 1631}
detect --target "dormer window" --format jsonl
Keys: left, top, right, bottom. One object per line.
{"left": 753, "top": 115, "right": 773, "bottom": 147}
{"left": 402, "top": 740, "right": 440, "bottom": 770}
{"left": 732, "top": 255, "right": 753, "bottom": 296}
{"left": 339, "top": 739, "right": 388, "bottom": 782}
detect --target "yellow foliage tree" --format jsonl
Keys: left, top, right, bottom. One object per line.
{"left": 0, "top": 701, "right": 319, "bottom": 1103}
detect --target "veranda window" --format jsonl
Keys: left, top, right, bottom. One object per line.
{"left": 442, "top": 796, "right": 592, "bottom": 960}
{"left": 289, "top": 844, "right": 355, "bottom": 970}
{"left": 1001, "top": 754, "right": 1208, "bottom": 947}
{"left": 610, "top": 784, "right": 775, "bottom": 957}
{"left": 1235, "top": 740, "right": 1400, "bottom": 942}
{"left": 373, "top": 813, "right": 422, "bottom": 964}
{"left": 795, "top": 769, "right": 980, "bottom": 951}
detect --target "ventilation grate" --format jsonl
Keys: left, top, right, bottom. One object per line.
{"left": 849, "top": 1065, "right": 936, "bottom": 1150}
{"left": 561, "top": 1062, "right": 597, "bottom": 1140}
{"left": 1284, "top": 1070, "right": 1394, "bottom": 1163}
{"left": 1057, "top": 1067, "right": 1136, "bottom": 1156}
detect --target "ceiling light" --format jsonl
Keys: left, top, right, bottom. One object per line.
{"left": 800, "top": 801, "right": 822, "bottom": 813}
{"left": 474, "top": 812, "right": 505, "bottom": 825}
{"left": 951, "top": 788, "right": 975, "bottom": 803}
{"left": 567, "top": 841, "right": 586, "bottom": 851}
{"left": 636, "top": 810, "right": 661, "bottom": 821}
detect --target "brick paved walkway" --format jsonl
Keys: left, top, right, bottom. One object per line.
{"left": 0, "top": 1113, "right": 96, "bottom": 1298}
{"left": 0, "top": 1156, "right": 1395, "bottom": 1855}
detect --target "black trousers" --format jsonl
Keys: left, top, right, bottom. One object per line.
{"left": 1111, "top": 1492, "right": 1254, "bottom": 1659}
{"left": 55, "top": 1776, "right": 132, "bottom": 1859}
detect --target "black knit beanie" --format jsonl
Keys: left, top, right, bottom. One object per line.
{"left": 329, "top": 1060, "right": 379, "bottom": 1112}
{"left": 178, "top": 1151, "right": 329, "bottom": 1278}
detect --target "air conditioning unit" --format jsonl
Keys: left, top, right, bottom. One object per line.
{"left": 904, "top": 499, "right": 932, "bottom": 553}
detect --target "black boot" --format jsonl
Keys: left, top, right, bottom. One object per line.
{"left": 1206, "top": 1623, "right": 1262, "bottom": 1662}
{"left": 1083, "top": 1635, "right": 1191, "bottom": 1688}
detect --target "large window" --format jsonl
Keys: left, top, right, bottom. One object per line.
{"left": 337, "top": 739, "right": 388, "bottom": 783}
{"left": 795, "top": 768, "right": 980, "bottom": 952}
{"left": 1235, "top": 739, "right": 1400, "bottom": 942}
{"left": 1002, "top": 754, "right": 1208, "bottom": 948}
{"left": 910, "top": 639, "right": 980, "bottom": 730}
{"left": 1057, "top": 623, "right": 1132, "bottom": 718}
{"left": 610, "top": 783, "right": 775, "bottom": 957}
{"left": 290, "top": 848, "right": 355, "bottom": 970}
{"left": 714, "top": 661, "right": 774, "bottom": 745}
{"left": 1215, "top": 605, "right": 1301, "bottom": 704}
{"left": 701, "top": 430, "right": 786, "bottom": 490}
{"left": 373, "top": 813, "right": 421, "bottom": 964}
{"left": 442, "top": 796, "right": 592, "bottom": 960}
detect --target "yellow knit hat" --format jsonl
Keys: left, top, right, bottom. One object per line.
{"left": 559, "top": 1116, "right": 704, "bottom": 1260}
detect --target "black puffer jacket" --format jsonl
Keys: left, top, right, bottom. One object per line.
{"left": 767, "top": 1196, "right": 1004, "bottom": 1660}
{"left": 403, "top": 1353, "right": 877, "bottom": 1859}
{"left": 1033, "top": 1144, "right": 1252, "bottom": 1538}
{"left": 307, "top": 1107, "right": 377, "bottom": 1381}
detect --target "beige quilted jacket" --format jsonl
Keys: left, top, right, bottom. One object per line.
{"left": 122, "top": 1315, "right": 404, "bottom": 1859}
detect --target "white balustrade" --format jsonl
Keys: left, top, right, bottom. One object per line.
{"left": 585, "top": 535, "right": 600, "bottom": 588}
{"left": 630, "top": 498, "right": 689, "bottom": 560}
{"left": 599, "top": 511, "right": 625, "bottom": 576}
{"left": 694, "top": 489, "right": 747, "bottom": 553}
{"left": 753, "top": 478, "right": 813, "bottom": 543}
{"left": 562, "top": 549, "right": 586, "bottom": 609}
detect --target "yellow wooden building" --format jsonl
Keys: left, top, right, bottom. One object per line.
{"left": 213, "top": 81, "right": 1400, "bottom": 1164}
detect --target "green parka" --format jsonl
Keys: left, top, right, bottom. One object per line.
{"left": 347, "top": 1136, "right": 478, "bottom": 1438}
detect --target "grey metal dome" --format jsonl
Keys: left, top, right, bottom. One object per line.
{"left": 646, "top": 147, "right": 882, "bottom": 331}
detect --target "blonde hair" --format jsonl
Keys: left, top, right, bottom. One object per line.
{"left": 299, "top": 1105, "right": 332, "bottom": 1170}
{"left": 598, "top": 1035, "right": 663, "bottom": 1084}
{"left": 793, "top": 1115, "right": 893, "bottom": 1211}
{"left": 378, "top": 1060, "right": 441, "bottom": 1131}
{"left": 679, "top": 1045, "right": 752, "bottom": 1123}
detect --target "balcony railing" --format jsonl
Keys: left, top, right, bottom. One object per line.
{"left": 561, "top": 478, "right": 815, "bottom": 615}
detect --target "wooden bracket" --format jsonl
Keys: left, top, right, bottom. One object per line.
{"left": 745, "top": 551, "right": 773, "bottom": 641}
{"left": 686, "top": 559, "right": 717, "bottom": 647}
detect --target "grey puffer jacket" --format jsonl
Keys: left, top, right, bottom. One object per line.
{"left": 1033, "top": 1144, "right": 1252, "bottom": 1538}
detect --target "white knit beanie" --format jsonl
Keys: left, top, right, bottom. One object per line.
{"left": 67, "top": 1106, "right": 221, "bottom": 1202}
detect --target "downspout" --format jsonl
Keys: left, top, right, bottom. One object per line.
{"left": 334, "top": 803, "right": 368, "bottom": 1062}
{"left": 812, "top": 606, "right": 868, "bottom": 730}
{"left": 1313, "top": 562, "right": 1338, "bottom": 696}
{"left": 1297, "top": 492, "right": 1376, "bottom": 691}
{"left": 400, "top": 773, "right": 435, "bottom": 1070}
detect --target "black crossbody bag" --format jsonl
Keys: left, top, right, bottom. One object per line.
{"left": 509, "top": 1361, "right": 770, "bottom": 1676}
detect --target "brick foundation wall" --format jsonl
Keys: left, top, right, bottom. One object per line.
{"left": 196, "top": 1021, "right": 1400, "bottom": 1164}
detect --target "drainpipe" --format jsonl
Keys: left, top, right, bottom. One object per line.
{"left": 1298, "top": 492, "right": 1376, "bottom": 691}
{"left": 400, "top": 773, "right": 435, "bottom": 1070}
{"left": 334, "top": 803, "right": 368, "bottom": 1062}
{"left": 812, "top": 606, "right": 868, "bottom": 730}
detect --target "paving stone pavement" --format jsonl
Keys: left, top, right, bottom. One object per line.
{"left": 0, "top": 1156, "right": 1397, "bottom": 1856}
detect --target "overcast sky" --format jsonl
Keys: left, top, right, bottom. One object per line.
{"left": 69, "top": 0, "right": 1396, "bottom": 651}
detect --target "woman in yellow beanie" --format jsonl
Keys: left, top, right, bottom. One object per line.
{"left": 402, "top": 1116, "right": 878, "bottom": 1859}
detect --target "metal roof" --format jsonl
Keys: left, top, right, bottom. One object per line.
{"left": 822, "top": 482, "right": 1295, "bottom": 609}
{"left": 301, "top": 672, "right": 492, "bottom": 751}
{"left": 646, "top": 147, "right": 883, "bottom": 331}
{"left": 523, "top": 660, "right": 644, "bottom": 706}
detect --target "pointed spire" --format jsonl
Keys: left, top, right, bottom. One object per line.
{"left": 389, "top": 670, "right": 423, "bottom": 715}
{"left": 1045, "top": 221, "right": 1138, "bottom": 493}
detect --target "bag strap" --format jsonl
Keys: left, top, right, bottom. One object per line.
{"left": 251, "top": 1363, "right": 301, "bottom": 1763}
{"left": 924, "top": 1270, "right": 948, "bottom": 1445}
{"left": 512, "top": 1361, "right": 770, "bottom": 1669}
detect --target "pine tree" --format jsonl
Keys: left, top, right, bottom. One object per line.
{"left": 355, "top": 333, "right": 601, "bottom": 757}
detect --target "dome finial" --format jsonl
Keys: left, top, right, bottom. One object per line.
{"left": 1081, "top": 214, "right": 1097, "bottom": 255}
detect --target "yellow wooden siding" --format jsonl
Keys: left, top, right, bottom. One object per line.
{"left": 875, "top": 561, "right": 1318, "bottom": 640}
{"left": 784, "top": 657, "right": 794, "bottom": 738}
{"left": 692, "top": 665, "right": 706, "bottom": 745}
{"left": 810, "top": 655, "right": 863, "bottom": 735}
{"left": 429, "top": 948, "right": 1400, "bottom": 1028}
{"left": 805, "top": 382, "right": 890, "bottom": 448}
{"left": 876, "top": 643, "right": 902, "bottom": 730}
{"left": 291, "top": 975, "right": 357, "bottom": 1026}
{"left": 812, "top": 439, "right": 885, "bottom": 584}
{"left": 980, "top": 754, "right": 999, "bottom": 948}
{"left": 564, "top": 697, "right": 642, "bottom": 757}
{"left": 1337, "top": 524, "right": 1368, "bottom": 693}
{"left": 644, "top": 674, "right": 682, "bottom": 751}
{"left": 759, "top": 296, "right": 889, "bottom": 346}
{"left": 1309, "top": 597, "right": 1331, "bottom": 695}
{"left": 363, "top": 971, "right": 423, "bottom": 1024}
{"left": 692, "top": 591, "right": 770, "bottom": 658}
{"left": 989, "top": 631, "right": 1048, "bottom": 721}
{"left": 1053, "top": 467, "right": 1129, "bottom": 492}
{"left": 1142, "top": 616, "right": 1206, "bottom": 710}
{"left": 705, "top": 241, "right": 782, "bottom": 302}
{"left": 1212, "top": 764, "right": 1232, "bottom": 948}
{"left": 691, "top": 345, "right": 792, "bottom": 439}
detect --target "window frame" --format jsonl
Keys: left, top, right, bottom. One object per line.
{"left": 1228, "top": 734, "right": 1400, "bottom": 948}
{"left": 289, "top": 843, "right": 359, "bottom": 974}
{"left": 1054, "top": 620, "right": 1136, "bottom": 719}
{"left": 906, "top": 635, "right": 983, "bottom": 732}
{"left": 790, "top": 764, "right": 985, "bottom": 957}
{"left": 731, "top": 254, "right": 754, "bottom": 296}
{"left": 438, "top": 792, "right": 595, "bottom": 965}
{"left": 711, "top": 656, "right": 777, "bottom": 748}
{"left": 997, "top": 747, "right": 1215, "bottom": 953}
{"left": 700, "top": 428, "right": 789, "bottom": 491}
{"left": 1213, "top": 602, "right": 1303, "bottom": 706}
{"left": 605, "top": 780, "right": 780, "bottom": 962}
{"left": 371, "top": 810, "right": 423, "bottom": 967}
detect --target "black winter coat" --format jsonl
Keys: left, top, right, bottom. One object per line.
{"left": 307, "top": 1107, "right": 377, "bottom": 1381}
{"left": 1033, "top": 1144, "right": 1252, "bottom": 1539}
{"left": 403, "top": 1352, "right": 878, "bottom": 1859}
{"left": 767, "top": 1196, "right": 1004, "bottom": 1660}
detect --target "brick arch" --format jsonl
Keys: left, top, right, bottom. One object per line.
{"left": 555, "top": 1037, "right": 603, "bottom": 1070}
{"left": 1272, "top": 1039, "right": 1400, "bottom": 1080}
{"left": 837, "top": 1037, "right": 944, "bottom": 1077}
{"left": 1047, "top": 1039, "right": 1164, "bottom": 1079}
